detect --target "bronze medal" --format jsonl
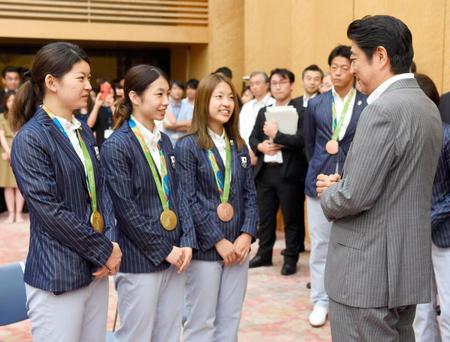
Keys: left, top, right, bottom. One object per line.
{"left": 217, "top": 202, "right": 234, "bottom": 222}
{"left": 90, "top": 210, "right": 105, "bottom": 233}
{"left": 325, "top": 140, "right": 339, "bottom": 155}
{"left": 160, "top": 208, "right": 178, "bottom": 231}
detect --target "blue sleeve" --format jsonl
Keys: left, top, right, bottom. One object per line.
{"left": 431, "top": 132, "right": 450, "bottom": 228}
{"left": 175, "top": 138, "right": 225, "bottom": 251}
{"left": 11, "top": 130, "right": 113, "bottom": 267}
{"left": 101, "top": 138, "right": 173, "bottom": 266}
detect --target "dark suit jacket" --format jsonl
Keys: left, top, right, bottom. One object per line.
{"left": 175, "top": 134, "right": 258, "bottom": 261}
{"left": 303, "top": 90, "right": 367, "bottom": 197}
{"left": 101, "top": 121, "right": 196, "bottom": 273}
{"left": 249, "top": 100, "right": 308, "bottom": 182}
{"left": 439, "top": 91, "right": 450, "bottom": 124}
{"left": 11, "top": 108, "right": 113, "bottom": 292}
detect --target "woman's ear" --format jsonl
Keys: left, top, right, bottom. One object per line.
{"left": 129, "top": 91, "right": 140, "bottom": 106}
{"left": 44, "top": 74, "right": 58, "bottom": 93}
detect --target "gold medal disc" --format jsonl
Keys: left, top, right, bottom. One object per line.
{"left": 90, "top": 210, "right": 105, "bottom": 233}
{"left": 325, "top": 140, "right": 339, "bottom": 155}
{"left": 160, "top": 209, "right": 178, "bottom": 231}
{"left": 217, "top": 202, "right": 234, "bottom": 222}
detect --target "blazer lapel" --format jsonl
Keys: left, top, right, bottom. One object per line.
{"left": 342, "top": 91, "right": 365, "bottom": 141}
{"left": 36, "top": 109, "right": 87, "bottom": 184}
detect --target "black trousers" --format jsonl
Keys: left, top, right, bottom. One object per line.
{"left": 255, "top": 164, "right": 305, "bottom": 262}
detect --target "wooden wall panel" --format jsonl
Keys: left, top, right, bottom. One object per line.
{"left": 354, "top": 0, "right": 446, "bottom": 91}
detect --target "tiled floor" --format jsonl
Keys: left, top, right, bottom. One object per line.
{"left": 0, "top": 213, "right": 331, "bottom": 342}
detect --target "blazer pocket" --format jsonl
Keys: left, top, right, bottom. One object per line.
{"left": 332, "top": 226, "right": 363, "bottom": 250}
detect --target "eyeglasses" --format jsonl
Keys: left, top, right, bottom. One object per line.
{"left": 270, "top": 80, "right": 290, "bottom": 87}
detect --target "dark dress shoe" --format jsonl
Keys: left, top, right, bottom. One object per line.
{"left": 281, "top": 262, "right": 297, "bottom": 275}
{"left": 249, "top": 256, "right": 272, "bottom": 268}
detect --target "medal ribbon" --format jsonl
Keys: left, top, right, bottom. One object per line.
{"left": 42, "top": 105, "right": 99, "bottom": 215}
{"left": 331, "top": 88, "right": 356, "bottom": 141}
{"left": 206, "top": 135, "right": 232, "bottom": 204}
{"left": 129, "top": 118, "right": 170, "bottom": 210}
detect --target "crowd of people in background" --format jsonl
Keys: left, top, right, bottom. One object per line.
{"left": 1, "top": 14, "right": 449, "bottom": 342}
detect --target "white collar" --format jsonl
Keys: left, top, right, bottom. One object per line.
{"left": 331, "top": 87, "right": 354, "bottom": 102}
{"left": 367, "top": 73, "right": 414, "bottom": 105}
{"left": 303, "top": 92, "right": 318, "bottom": 101}
{"left": 207, "top": 127, "right": 225, "bottom": 141}
{"left": 131, "top": 115, "right": 161, "bottom": 144}
{"left": 55, "top": 115, "right": 81, "bottom": 131}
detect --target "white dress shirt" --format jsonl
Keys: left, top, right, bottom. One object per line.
{"left": 303, "top": 92, "right": 318, "bottom": 108}
{"left": 131, "top": 115, "right": 162, "bottom": 174}
{"left": 208, "top": 127, "right": 226, "bottom": 163}
{"left": 367, "top": 73, "right": 414, "bottom": 105}
{"left": 239, "top": 93, "right": 275, "bottom": 147}
{"left": 54, "top": 115, "right": 86, "bottom": 171}
{"left": 331, "top": 87, "right": 356, "bottom": 141}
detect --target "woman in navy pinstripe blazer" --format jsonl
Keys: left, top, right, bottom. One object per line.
{"left": 175, "top": 73, "right": 258, "bottom": 342}
{"left": 9, "top": 42, "right": 122, "bottom": 342}
{"left": 101, "top": 65, "right": 196, "bottom": 342}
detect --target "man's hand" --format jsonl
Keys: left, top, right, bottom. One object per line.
{"left": 257, "top": 140, "right": 282, "bottom": 155}
{"left": 316, "top": 173, "right": 341, "bottom": 197}
{"left": 263, "top": 121, "right": 278, "bottom": 139}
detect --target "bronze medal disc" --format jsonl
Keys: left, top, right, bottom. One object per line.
{"left": 90, "top": 210, "right": 105, "bottom": 233}
{"left": 217, "top": 202, "right": 234, "bottom": 222}
{"left": 325, "top": 140, "right": 339, "bottom": 155}
{"left": 160, "top": 209, "right": 178, "bottom": 231}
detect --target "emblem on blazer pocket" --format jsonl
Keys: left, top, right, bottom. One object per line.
{"left": 94, "top": 146, "right": 100, "bottom": 160}
{"left": 240, "top": 156, "right": 248, "bottom": 168}
{"left": 170, "top": 155, "right": 176, "bottom": 168}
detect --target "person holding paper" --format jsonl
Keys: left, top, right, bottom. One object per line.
{"left": 303, "top": 45, "right": 367, "bottom": 328}
{"left": 249, "top": 68, "right": 308, "bottom": 275}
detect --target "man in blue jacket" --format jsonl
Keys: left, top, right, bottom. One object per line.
{"left": 303, "top": 45, "right": 367, "bottom": 327}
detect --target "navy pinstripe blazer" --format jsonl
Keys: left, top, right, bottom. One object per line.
{"left": 11, "top": 108, "right": 114, "bottom": 292}
{"left": 174, "top": 134, "right": 258, "bottom": 262}
{"left": 101, "top": 121, "right": 196, "bottom": 273}
{"left": 303, "top": 90, "right": 367, "bottom": 197}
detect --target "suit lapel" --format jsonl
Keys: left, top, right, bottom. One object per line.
{"left": 36, "top": 109, "right": 88, "bottom": 190}
{"left": 342, "top": 92, "right": 365, "bottom": 141}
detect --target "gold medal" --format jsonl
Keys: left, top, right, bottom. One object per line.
{"left": 325, "top": 140, "right": 339, "bottom": 155}
{"left": 217, "top": 202, "right": 234, "bottom": 222}
{"left": 160, "top": 208, "right": 178, "bottom": 231}
{"left": 90, "top": 210, "right": 105, "bottom": 233}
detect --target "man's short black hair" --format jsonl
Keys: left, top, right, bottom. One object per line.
{"left": 170, "top": 79, "right": 185, "bottom": 90}
{"left": 186, "top": 78, "right": 199, "bottom": 89}
{"left": 328, "top": 45, "right": 352, "bottom": 66}
{"left": 2, "top": 66, "right": 20, "bottom": 78}
{"left": 269, "top": 68, "right": 295, "bottom": 83}
{"left": 214, "top": 66, "right": 233, "bottom": 79}
{"left": 302, "top": 64, "right": 324, "bottom": 79}
{"left": 347, "top": 15, "right": 413, "bottom": 74}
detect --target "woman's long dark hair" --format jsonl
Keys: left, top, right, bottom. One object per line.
{"left": 9, "top": 42, "right": 90, "bottom": 131}
{"left": 113, "top": 64, "right": 168, "bottom": 129}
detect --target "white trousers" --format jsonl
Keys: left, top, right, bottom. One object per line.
{"left": 183, "top": 259, "right": 249, "bottom": 342}
{"left": 414, "top": 243, "right": 450, "bottom": 341}
{"left": 307, "top": 196, "right": 332, "bottom": 308}
{"left": 114, "top": 266, "right": 185, "bottom": 342}
{"left": 25, "top": 278, "right": 109, "bottom": 342}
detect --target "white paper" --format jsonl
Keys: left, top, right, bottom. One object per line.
{"left": 265, "top": 106, "right": 298, "bottom": 135}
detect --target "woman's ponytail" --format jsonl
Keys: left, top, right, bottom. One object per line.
{"left": 113, "top": 97, "right": 132, "bottom": 129}
{"left": 9, "top": 80, "right": 42, "bottom": 131}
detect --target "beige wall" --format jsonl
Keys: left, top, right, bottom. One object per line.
{"left": 196, "top": 0, "right": 450, "bottom": 94}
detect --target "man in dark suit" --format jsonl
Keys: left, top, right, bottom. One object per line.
{"left": 249, "top": 68, "right": 308, "bottom": 275}
{"left": 0, "top": 66, "right": 21, "bottom": 113}
{"left": 317, "top": 15, "right": 442, "bottom": 340}
{"left": 438, "top": 91, "right": 450, "bottom": 124}
{"left": 293, "top": 64, "right": 323, "bottom": 109}
{"left": 303, "top": 45, "right": 367, "bottom": 328}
